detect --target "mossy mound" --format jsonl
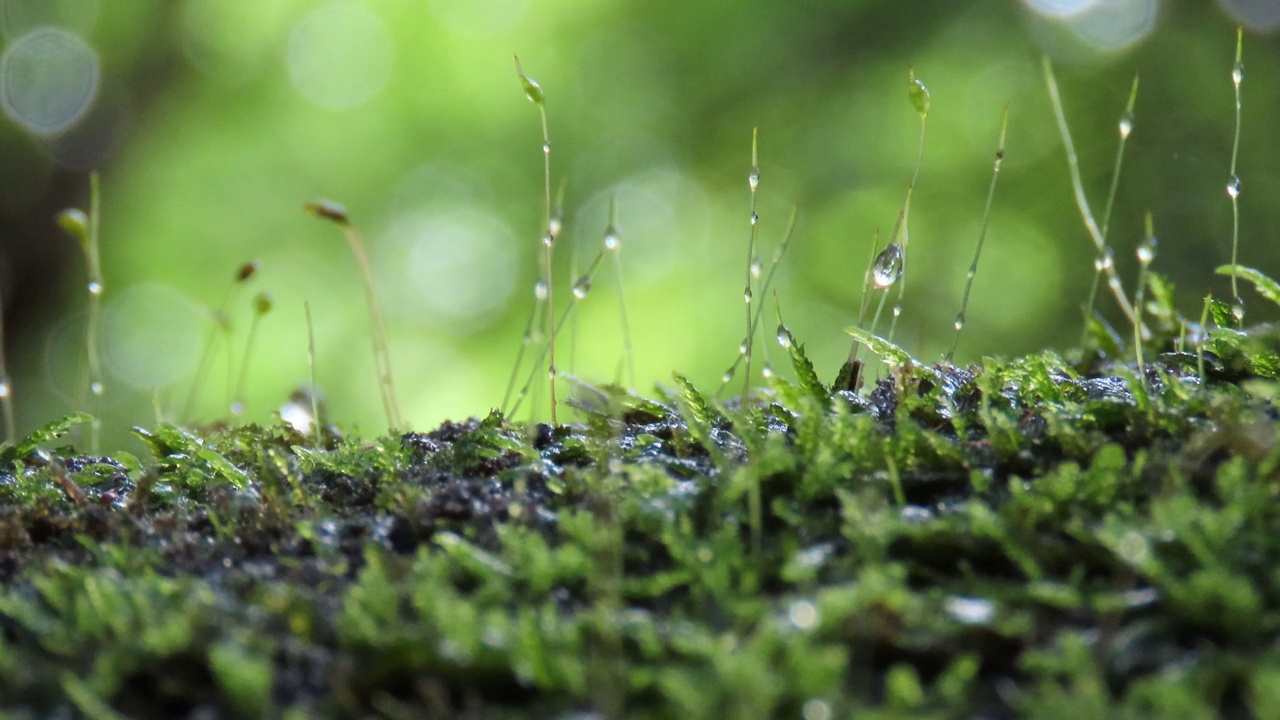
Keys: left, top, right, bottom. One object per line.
{"left": 3, "top": 321, "right": 1280, "bottom": 718}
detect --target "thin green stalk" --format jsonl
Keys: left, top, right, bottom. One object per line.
{"left": 743, "top": 127, "right": 761, "bottom": 399}
{"left": 1197, "top": 295, "right": 1210, "bottom": 381}
{"left": 949, "top": 104, "right": 1009, "bottom": 361}
{"left": 304, "top": 300, "right": 321, "bottom": 446}
{"left": 304, "top": 200, "right": 402, "bottom": 430}
{"left": 231, "top": 292, "right": 272, "bottom": 416}
{"left": 0, "top": 291, "right": 13, "bottom": 445}
{"left": 182, "top": 261, "right": 257, "bottom": 423}
{"left": 1042, "top": 55, "right": 1139, "bottom": 330}
{"left": 1081, "top": 74, "right": 1140, "bottom": 347}
{"left": 887, "top": 69, "right": 930, "bottom": 342}
{"left": 603, "top": 195, "right": 634, "bottom": 389}
{"left": 1227, "top": 26, "right": 1244, "bottom": 322}
{"left": 515, "top": 55, "right": 559, "bottom": 425}
{"left": 509, "top": 252, "right": 604, "bottom": 418}
{"left": 1133, "top": 213, "right": 1157, "bottom": 383}
{"left": 55, "top": 173, "right": 105, "bottom": 452}
{"left": 717, "top": 205, "right": 798, "bottom": 396}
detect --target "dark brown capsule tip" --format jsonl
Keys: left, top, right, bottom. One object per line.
{"left": 254, "top": 291, "right": 274, "bottom": 315}
{"left": 304, "top": 199, "right": 349, "bottom": 224}
{"left": 236, "top": 260, "right": 260, "bottom": 282}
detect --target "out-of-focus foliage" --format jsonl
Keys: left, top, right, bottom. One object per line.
{"left": 1, "top": 0, "right": 1278, "bottom": 444}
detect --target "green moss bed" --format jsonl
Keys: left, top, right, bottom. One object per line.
{"left": 4, "top": 297, "right": 1280, "bottom": 719}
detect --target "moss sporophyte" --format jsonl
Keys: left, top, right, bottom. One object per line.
{"left": 8, "top": 29, "right": 1280, "bottom": 718}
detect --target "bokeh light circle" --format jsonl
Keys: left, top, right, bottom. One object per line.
{"left": 429, "top": 0, "right": 527, "bottom": 36}
{"left": 1219, "top": 0, "right": 1280, "bottom": 33}
{"left": 287, "top": 2, "right": 393, "bottom": 110}
{"left": 101, "top": 283, "right": 203, "bottom": 390}
{"left": 378, "top": 206, "right": 518, "bottom": 331}
{"left": 1023, "top": 0, "right": 1159, "bottom": 52}
{"left": 0, "top": 26, "right": 98, "bottom": 135}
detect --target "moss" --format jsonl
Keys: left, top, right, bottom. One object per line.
{"left": 0, "top": 316, "right": 1278, "bottom": 717}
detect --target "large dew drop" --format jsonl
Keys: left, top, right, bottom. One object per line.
{"left": 908, "top": 69, "right": 930, "bottom": 118}
{"left": 1118, "top": 111, "right": 1134, "bottom": 140}
{"left": 776, "top": 324, "right": 794, "bottom": 349}
{"left": 871, "top": 243, "right": 904, "bottom": 289}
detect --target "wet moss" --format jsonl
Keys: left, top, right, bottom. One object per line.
{"left": 2, "top": 322, "right": 1280, "bottom": 717}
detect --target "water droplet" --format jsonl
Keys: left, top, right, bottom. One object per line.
{"left": 1118, "top": 111, "right": 1134, "bottom": 140}
{"left": 749, "top": 257, "right": 762, "bottom": 280}
{"left": 86, "top": 278, "right": 103, "bottom": 295}
{"left": 1232, "top": 298, "right": 1245, "bottom": 322}
{"left": 1136, "top": 237, "right": 1157, "bottom": 265}
{"left": 0, "top": 377, "right": 11, "bottom": 399}
{"left": 1232, "top": 60, "right": 1244, "bottom": 87}
{"left": 548, "top": 216, "right": 562, "bottom": 239}
{"left": 908, "top": 69, "right": 930, "bottom": 118}
{"left": 230, "top": 400, "right": 244, "bottom": 416}
{"left": 90, "top": 381, "right": 103, "bottom": 396}
{"left": 743, "top": 287, "right": 752, "bottom": 304}
{"left": 944, "top": 596, "right": 995, "bottom": 625}
{"left": 533, "top": 280, "right": 548, "bottom": 300}
{"left": 802, "top": 699, "right": 832, "bottom": 720}
{"left": 571, "top": 275, "right": 591, "bottom": 300}
{"left": 541, "top": 234, "right": 553, "bottom": 248}
{"left": 747, "top": 166, "right": 760, "bottom": 192}
{"left": 761, "top": 363, "right": 774, "bottom": 379}
{"left": 788, "top": 599, "right": 817, "bottom": 630}
{"left": 953, "top": 314, "right": 964, "bottom": 332}
{"left": 738, "top": 339, "right": 748, "bottom": 355}
{"left": 515, "top": 56, "right": 544, "bottom": 105}
{"left": 1094, "top": 250, "right": 1114, "bottom": 272}
{"left": 57, "top": 208, "right": 89, "bottom": 242}
{"left": 541, "top": 141, "right": 550, "bottom": 155}
{"left": 749, "top": 212, "right": 758, "bottom": 226}
{"left": 721, "top": 370, "right": 734, "bottom": 385}
{"left": 871, "top": 243, "right": 903, "bottom": 289}
{"left": 603, "top": 226, "right": 621, "bottom": 251}
{"left": 776, "top": 324, "right": 793, "bottom": 348}
{"left": 1227, "top": 175, "right": 1242, "bottom": 199}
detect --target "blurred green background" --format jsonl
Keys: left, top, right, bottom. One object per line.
{"left": 1, "top": 0, "right": 1278, "bottom": 446}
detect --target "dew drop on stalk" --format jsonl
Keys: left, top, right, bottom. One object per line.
{"left": 908, "top": 69, "right": 930, "bottom": 118}
{"left": 761, "top": 363, "right": 774, "bottom": 379}
{"left": 1232, "top": 60, "right": 1244, "bottom": 87}
{"left": 541, "top": 233, "right": 553, "bottom": 248}
{"left": 1227, "top": 175, "right": 1241, "bottom": 199}
{"left": 0, "top": 377, "right": 11, "bottom": 399}
{"left": 533, "top": 280, "right": 548, "bottom": 300}
{"left": 743, "top": 286, "right": 752, "bottom": 304}
{"left": 90, "top": 381, "right": 103, "bottom": 396}
{"left": 748, "top": 165, "right": 760, "bottom": 192}
{"left": 1118, "top": 111, "right": 1134, "bottom": 140}
{"left": 871, "top": 243, "right": 903, "bottom": 289}
{"left": 1232, "top": 298, "right": 1245, "bottom": 322}
{"left": 1136, "top": 236, "right": 1157, "bottom": 265}
{"left": 1094, "top": 250, "right": 1114, "bottom": 272}
{"left": 750, "top": 212, "right": 758, "bottom": 226}
{"left": 229, "top": 400, "right": 244, "bottom": 416}
{"left": 953, "top": 314, "right": 964, "bottom": 332}
{"left": 571, "top": 275, "right": 591, "bottom": 300}
{"left": 548, "top": 216, "right": 562, "bottom": 239}
{"left": 603, "top": 227, "right": 621, "bottom": 251}
{"left": 721, "top": 370, "right": 734, "bottom": 385}
{"left": 738, "top": 338, "right": 748, "bottom": 355}
{"left": 86, "top": 278, "right": 103, "bottom": 295}
{"left": 542, "top": 140, "right": 551, "bottom": 156}
{"left": 776, "top": 324, "right": 793, "bottom": 348}
{"left": 750, "top": 257, "right": 762, "bottom": 280}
